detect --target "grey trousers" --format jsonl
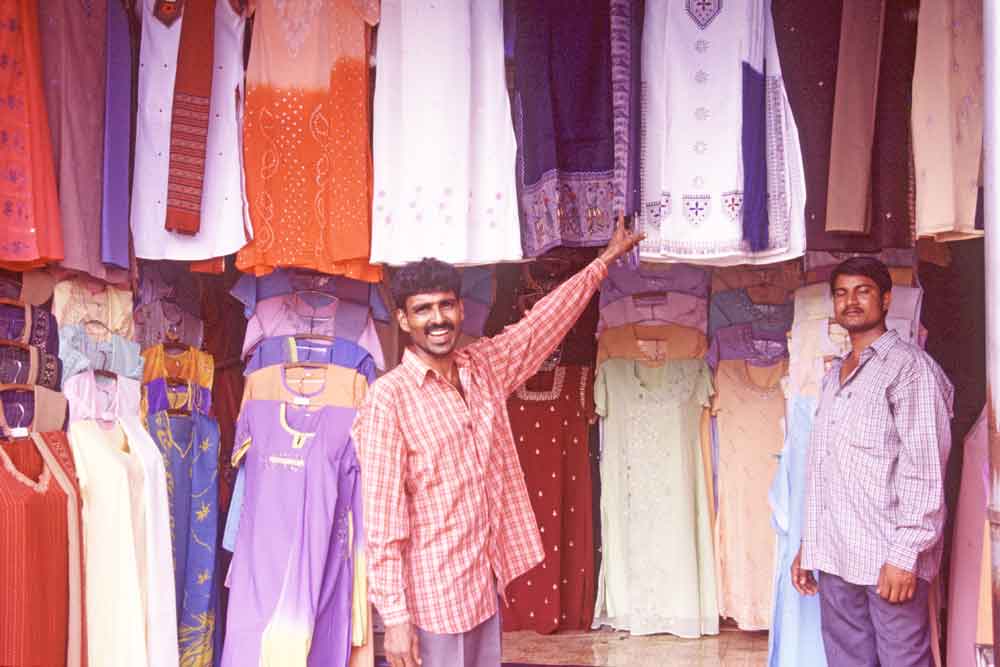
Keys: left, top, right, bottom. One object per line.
{"left": 416, "top": 612, "right": 501, "bottom": 667}
{"left": 818, "top": 571, "right": 932, "bottom": 667}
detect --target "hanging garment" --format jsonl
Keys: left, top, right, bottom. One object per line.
{"left": 146, "top": 410, "right": 220, "bottom": 667}
{"left": 63, "top": 370, "right": 141, "bottom": 424}
{"left": 705, "top": 323, "right": 788, "bottom": 371}
{"left": 713, "top": 359, "right": 786, "bottom": 630}
{"left": 504, "top": 365, "right": 596, "bottom": 633}
{"left": 102, "top": 0, "right": 133, "bottom": 269}
{"left": 638, "top": 0, "right": 806, "bottom": 264}
{"left": 68, "top": 419, "right": 150, "bottom": 667}
{"left": 134, "top": 300, "right": 205, "bottom": 350}
{"left": 370, "top": 0, "right": 523, "bottom": 265}
{"left": 52, "top": 278, "right": 135, "bottom": 341}
{"left": 708, "top": 289, "right": 794, "bottom": 340}
{"left": 141, "top": 344, "right": 214, "bottom": 416}
{"left": 231, "top": 269, "right": 390, "bottom": 323}
{"left": 0, "top": 384, "right": 67, "bottom": 434}
{"left": 0, "top": 431, "right": 82, "bottom": 667}
{"left": 593, "top": 358, "right": 718, "bottom": 637}
{"left": 0, "top": 0, "right": 63, "bottom": 270}
{"left": 40, "top": 0, "right": 127, "bottom": 282}
{"left": 486, "top": 254, "right": 601, "bottom": 366}
{"left": 767, "top": 393, "right": 826, "bottom": 667}
{"left": 222, "top": 402, "right": 361, "bottom": 667}
{"left": 131, "top": 0, "right": 248, "bottom": 261}
{"left": 803, "top": 248, "right": 916, "bottom": 272}
{"left": 0, "top": 342, "right": 60, "bottom": 388}
{"left": 513, "top": 1, "right": 620, "bottom": 256}
{"left": 597, "top": 292, "right": 708, "bottom": 336}
{"left": 0, "top": 269, "right": 57, "bottom": 306}
{"left": 771, "top": 0, "right": 915, "bottom": 251}
{"left": 596, "top": 323, "right": 708, "bottom": 367}
{"left": 600, "top": 262, "right": 712, "bottom": 308}
{"left": 711, "top": 261, "right": 803, "bottom": 297}
{"left": 121, "top": 416, "right": 181, "bottom": 667}
{"left": 237, "top": 0, "right": 381, "bottom": 281}
{"left": 947, "top": 411, "right": 988, "bottom": 667}
{"left": 59, "top": 323, "right": 144, "bottom": 380}
{"left": 0, "top": 301, "right": 59, "bottom": 354}
{"left": 244, "top": 336, "right": 376, "bottom": 383}
{"left": 137, "top": 261, "right": 204, "bottom": 318}
{"left": 912, "top": 0, "right": 984, "bottom": 241}
{"left": 242, "top": 294, "right": 384, "bottom": 370}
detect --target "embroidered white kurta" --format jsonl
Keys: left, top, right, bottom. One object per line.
{"left": 639, "top": 0, "right": 806, "bottom": 265}
{"left": 369, "top": 0, "right": 523, "bottom": 265}
{"left": 130, "top": 0, "right": 249, "bottom": 261}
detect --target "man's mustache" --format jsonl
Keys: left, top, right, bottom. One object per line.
{"left": 425, "top": 323, "right": 455, "bottom": 334}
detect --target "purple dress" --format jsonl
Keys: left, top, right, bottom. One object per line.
{"left": 222, "top": 401, "right": 360, "bottom": 667}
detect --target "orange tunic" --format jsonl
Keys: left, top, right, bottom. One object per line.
{"left": 236, "top": 0, "right": 381, "bottom": 282}
{"left": 0, "top": 0, "right": 62, "bottom": 270}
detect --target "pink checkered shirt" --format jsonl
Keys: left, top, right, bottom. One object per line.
{"left": 352, "top": 259, "right": 607, "bottom": 634}
{"left": 801, "top": 329, "right": 954, "bottom": 585}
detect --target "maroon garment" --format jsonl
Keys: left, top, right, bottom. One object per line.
{"left": 504, "top": 365, "right": 595, "bottom": 633}
{"left": 772, "top": 0, "right": 915, "bottom": 251}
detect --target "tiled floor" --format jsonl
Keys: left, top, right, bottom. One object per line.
{"left": 501, "top": 627, "right": 769, "bottom": 666}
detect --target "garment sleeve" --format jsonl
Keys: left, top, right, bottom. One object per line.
{"left": 350, "top": 383, "right": 412, "bottom": 627}
{"left": 884, "top": 359, "right": 953, "bottom": 572}
{"left": 481, "top": 259, "right": 608, "bottom": 397}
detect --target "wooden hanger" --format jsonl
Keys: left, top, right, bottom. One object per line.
{"left": 0, "top": 296, "right": 25, "bottom": 308}
{"left": 284, "top": 360, "right": 328, "bottom": 371}
{"left": 292, "top": 332, "right": 334, "bottom": 342}
{"left": 94, "top": 368, "right": 118, "bottom": 380}
{"left": 0, "top": 383, "right": 35, "bottom": 392}
{"left": 0, "top": 339, "right": 30, "bottom": 351}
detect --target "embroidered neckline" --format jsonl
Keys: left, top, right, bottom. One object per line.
{"left": 0, "top": 438, "right": 51, "bottom": 493}
{"left": 515, "top": 366, "right": 567, "bottom": 402}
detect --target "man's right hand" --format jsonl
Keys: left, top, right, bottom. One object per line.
{"left": 790, "top": 549, "right": 818, "bottom": 596}
{"left": 384, "top": 622, "right": 422, "bottom": 667}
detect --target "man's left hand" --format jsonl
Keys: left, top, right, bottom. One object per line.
{"left": 876, "top": 562, "right": 917, "bottom": 604}
{"left": 598, "top": 215, "right": 646, "bottom": 266}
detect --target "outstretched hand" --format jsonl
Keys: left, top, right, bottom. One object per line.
{"left": 598, "top": 215, "right": 646, "bottom": 266}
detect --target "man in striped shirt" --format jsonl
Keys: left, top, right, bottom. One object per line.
{"left": 352, "top": 219, "right": 642, "bottom": 667}
{"left": 791, "top": 257, "right": 953, "bottom": 667}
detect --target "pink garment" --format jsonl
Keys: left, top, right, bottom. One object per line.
{"left": 946, "top": 409, "right": 988, "bottom": 667}
{"left": 597, "top": 293, "right": 708, "bottom": 336}
{"left": 241, "top": 294, "right": 384, "bottom": 370}
{"left": 62, "top": 370, "right": 141, "bottom": 424}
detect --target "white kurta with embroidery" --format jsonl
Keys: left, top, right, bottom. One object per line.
{"left": 130, "top": 0, "right": 249, "bottom": 260}
{"left": 369, "top": 0, "right": 523, "bottom": 265}
{"left": 639, "top": 0, "right": 805, "bottom": 265}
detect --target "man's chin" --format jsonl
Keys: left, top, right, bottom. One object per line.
{"left": 416, "top": 340, "right": 457, "bottom": 358}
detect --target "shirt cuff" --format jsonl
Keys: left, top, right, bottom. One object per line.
{"left": 376, "top": 603, "right": 411, "bottom": 628}
{"left": 886, "top": 543, "right": 919, "bottom": 573}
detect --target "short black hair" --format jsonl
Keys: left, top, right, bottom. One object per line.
{"left": 390, "top": 258, "right": 462, "bottom": 310}
{"left": 829, "top": 256, "right": 893, "bottom": 296}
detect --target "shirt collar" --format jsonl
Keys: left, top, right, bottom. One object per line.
{"left": 837, "top": 327, "right": 900, "bottom": 363}
{"left": 401, "top": 347, "right": 467, "bottom": 387}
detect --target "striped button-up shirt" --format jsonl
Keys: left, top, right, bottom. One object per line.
{"left": 352, "top": 259, "right": 607, "bottom": 634}
{"left": 802, "top": 329, "right": 954, "bottom": 585}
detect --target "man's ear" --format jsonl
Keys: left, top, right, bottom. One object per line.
{"left": 396, "top": 307, "right": 412, "bottom": 334}
{"left": 882, "top": 289, "right": 893, "bottom": 316}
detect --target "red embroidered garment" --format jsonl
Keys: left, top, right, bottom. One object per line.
{"left": 503, "top": 364, "right": 596, "bottom": 633}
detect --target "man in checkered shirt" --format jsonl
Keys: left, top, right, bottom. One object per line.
{"left": 791, "top": 257, "right": 953, "bottom": 667}
{"left": 353, "top": 219, "right": 642, "bottom": 667}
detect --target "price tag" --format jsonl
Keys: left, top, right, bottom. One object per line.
{"left": 292, "top": 396, "right": 310, "bottom": 406}
{"left": 9, "top": 427, "right": 29, "bottom": 438}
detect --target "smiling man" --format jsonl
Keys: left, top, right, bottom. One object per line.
{"left": 790, "top": 257, "right": 953, "bottom": 667}
{"left": 352, "top": 219, "right": 642, "bottom": 667}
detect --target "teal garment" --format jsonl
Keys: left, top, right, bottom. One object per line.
{"left": 146, "top": 410, "right": 220, "bottom": 667}
{"left": 767, "top": 394, "right": 826, "bottom": 667}
{"left": 59, "top": 324, "right": 144, "bottom": 380}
